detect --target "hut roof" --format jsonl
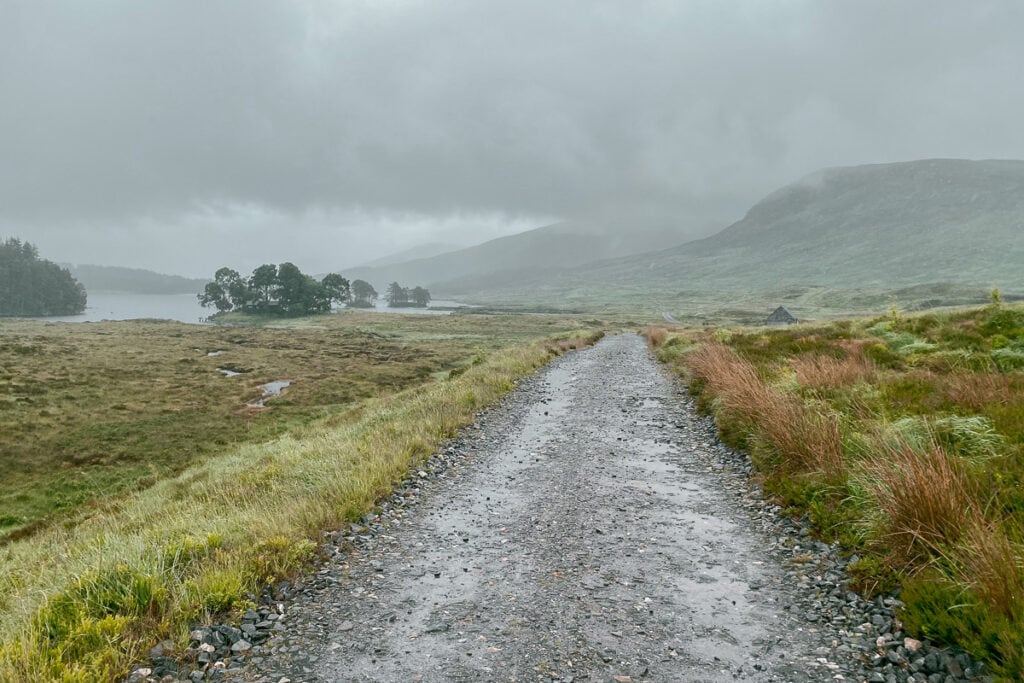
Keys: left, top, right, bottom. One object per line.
{"left": 766, "top": 306, "right": 797, "bottom": 324}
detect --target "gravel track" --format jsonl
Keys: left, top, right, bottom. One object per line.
{"left": 224, "top": 334, "right": 869, "bottom": 682}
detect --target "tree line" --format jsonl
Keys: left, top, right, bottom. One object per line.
{"left": 386, "top": 282, "right": 431, "bottom": 307}
{"left": 198, "top": 263, "right": 348, "bottom": 315}
{"left": 198, "top": 264, "right": 430, "bottom": 316}
{"left": 0, "top": 238, "right": 87, "bottom": 316}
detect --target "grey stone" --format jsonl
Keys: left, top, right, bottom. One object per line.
{"left": 231, "top": 639, "right": 252, "bottom": 653}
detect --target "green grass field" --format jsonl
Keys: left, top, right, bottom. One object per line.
{"left": 0, "top": 310, "right": 605, "bottom": 681}
{"left": 650, "top": 301, "right": 1024, "bottom": 678}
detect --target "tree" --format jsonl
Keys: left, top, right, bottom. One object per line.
{"left": 198, "top": 281, "right": 232, "bottom": 312}
{"left": 411, "top": 286, "right": 431, "bottom": 307}
{"left": 350, "top": 279, "right": 377, "bottom": 307}
{"left": 0, "top": 237, "right": 87, "bottom": 316}
{"left": 386, "top": 281, "right": 408, "bottom": 307}
{"left": 249, "top": 264, "right": 279, "bottom": 312}
{"left": 275, "top": 262, "right": 309, "bottom": 314}
{"left": 198, "top": 262, "right": 352, "bottom": 318}
{"left": 214, "top": 267, "right": 249, "bottom": 310}
{"left": 321, "top": 273, "right": 350, "bottom": 306}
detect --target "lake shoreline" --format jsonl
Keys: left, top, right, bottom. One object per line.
{"left": 30, "top": 292, "right": 468, "bottom": 325}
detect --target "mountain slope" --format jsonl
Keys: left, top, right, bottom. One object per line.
{"left": 357, "top": 242, "right": 463, "bottom": 268}
{"left": 454, "top": 159, "right": 1024, "bottom": 308}
{"left": 67, "top": 265, "right": 208, "bottom": 294}
{"left": 342, "top": 221, "right": 703, "bottom": 291}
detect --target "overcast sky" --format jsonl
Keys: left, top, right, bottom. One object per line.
{"left": 1, "top": 1, "right": 1022, "bottom": 276}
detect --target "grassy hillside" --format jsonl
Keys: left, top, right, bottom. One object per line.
{"left": 343, "top": 220, "right": 698, "bottom": 294}
{"left": 67, "top": 265, "right": 208, "bottom": 295}
{"left": 356, "top": 241, "right": 463, "bottom": 268}
{"left": 651, "top": 300, "right": 1024, "bottom": 678}
{"left": 451, "top": 159, "right": 1024, "bottom": 316}
{"left": 0, "top": 312, "right": 605, "bottom": 680}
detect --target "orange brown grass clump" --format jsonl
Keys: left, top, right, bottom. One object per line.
{"left": 793, "top": 351, "right": 876, "bottom": 390}
{"left": 864, "top": 439, "right": 982, "bottom": 564}
{"left": 644, "top": 327, "right": 668, "bottom": 348}
{"left": 688, "top": 342, "right": 844, "bottom": 478}
{"left": 945, "top": 373, "right": 1017, "bottom": 412}
{"left": 950, "top": 518, "right": 1024, "bottom": 620}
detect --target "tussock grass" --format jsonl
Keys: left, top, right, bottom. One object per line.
{"left": 688, "top": 342, "right": 845, "bottom": 478}
{"left": 952, "top": 519, "right": 1024, "bottom": 620}
{"left": 643, "top": 327, "right": 668, "bottom": 348}
{"left": 0, "top": 314, "right": 605, "bottom": 681}
{"left": 665, "top": 303, "right": 1024, "bottom": 677}
{"left": 862, "top": 439, "right": 981, "bottom": 564}
{"left": 945, "top": 373, "right": 1019, "bottom": 411}
{"left": 792, "top": 351, "right": 875, "bottom": 389}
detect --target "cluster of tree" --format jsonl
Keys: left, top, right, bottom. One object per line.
{"left": 198, "top": 263, "right": 350, "bottom": 316}
{"left": 348, "top": 279, "right": 379, "bottom": 308}
{"left": 0, "top": 238, "right": 87, "bottom": 316}
{"left": 386, "top": 282, "right": 431, "bottom": 308}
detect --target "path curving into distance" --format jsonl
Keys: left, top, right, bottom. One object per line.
{"left": 237, "top": 334, "right": 857, "bottom": 682}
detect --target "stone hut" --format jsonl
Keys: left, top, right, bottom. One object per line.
{"left": 766, "top": 306, "right": 798, "bottom": 326}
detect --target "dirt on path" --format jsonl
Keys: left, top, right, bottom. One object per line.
{"left": 238, "top": 334, "right": 851, "bottom": 682}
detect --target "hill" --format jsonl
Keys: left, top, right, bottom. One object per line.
{"left": 453, "top": 159, "right": 1024, "bottom": 315}
{"left": 67, "top": 264, "right": 208, "bottom": 294}
{"left": 342, "top": 220, "right": 703, "bottom": 293}
{"left": 357, "top": 242, "right": 463, "bottom": 268}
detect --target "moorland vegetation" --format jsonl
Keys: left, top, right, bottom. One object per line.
{"left": 649, "top": 297, "right": 1024, "bottom": 678}
{"left": 0, "top": 310, "right": 605, "bottom": 680}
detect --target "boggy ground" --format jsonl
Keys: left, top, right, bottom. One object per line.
{"left": 231, "top": 334, "right": 860, "bottom": 682}
{"left": 0, "top": 312, "right": 594, "bottom": 541}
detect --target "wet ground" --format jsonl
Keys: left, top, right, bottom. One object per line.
{"left": 236, "top": 334, "right": 849, "bottom": 682}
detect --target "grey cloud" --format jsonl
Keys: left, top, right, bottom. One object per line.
{"left": 1, "top": 1, "right": 1023, "bottom": 272}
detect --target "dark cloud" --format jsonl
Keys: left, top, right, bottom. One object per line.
{"left": 1, "top": 1, "right": 1022, "bottom": 274}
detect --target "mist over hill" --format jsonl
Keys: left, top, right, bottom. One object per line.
{"left": 342, "top": 221, "right": 705, "bottom": 293}
{"left": 443, "top": 159, "right": 1024, "bottom": 314}
{"left": 67, "top": 264, "right": 209, "bottom": 295}
{"left": 356, "top": 242, "right": 463, "bottom": 269}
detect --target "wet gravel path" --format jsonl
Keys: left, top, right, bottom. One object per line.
{"left": 230, "top": 334, "right": 860, "bottom": 682}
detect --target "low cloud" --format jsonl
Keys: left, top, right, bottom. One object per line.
{"left": 2, "top": 1, "right": 1022, "bottom": 271}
